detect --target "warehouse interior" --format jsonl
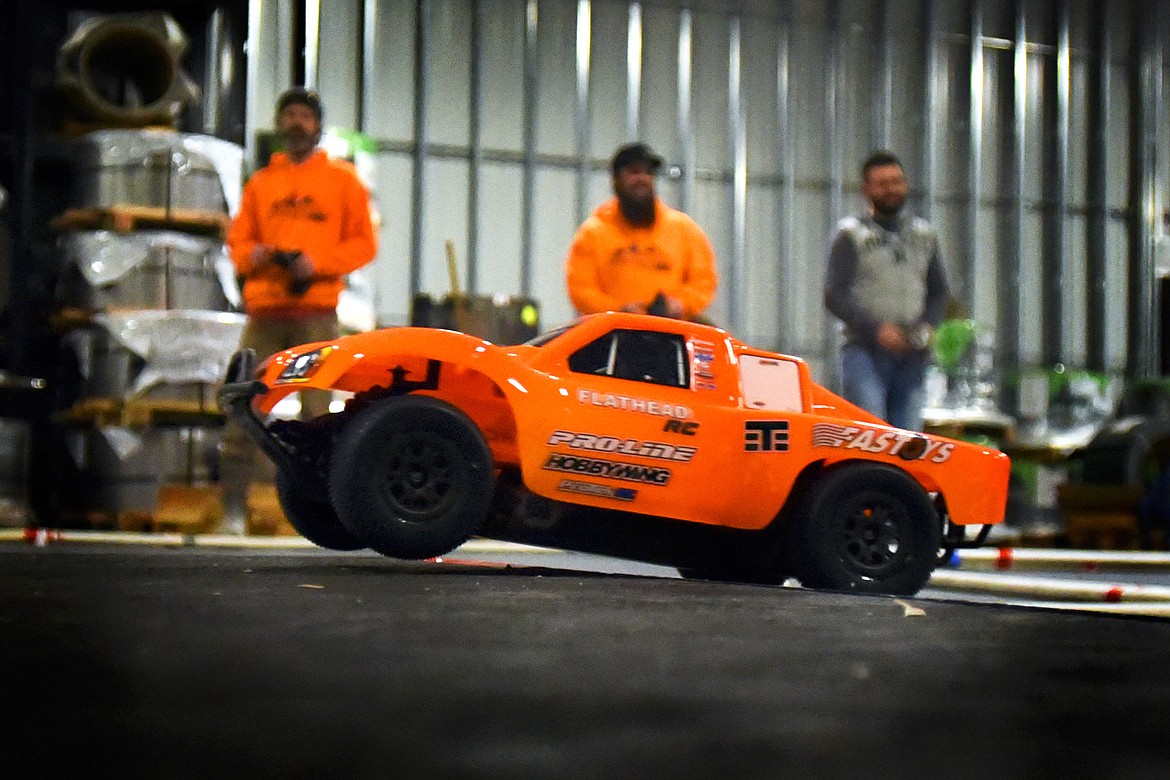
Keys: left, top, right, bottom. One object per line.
{"left": 3, "top": 0, "right": 1170, "bottom": 547}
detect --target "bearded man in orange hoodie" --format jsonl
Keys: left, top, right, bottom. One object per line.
{"left": 220, "top": 87, "right": 377, "bottom": 532}
{"left": 565, "top": 143, "right": 717, "bottom": 321}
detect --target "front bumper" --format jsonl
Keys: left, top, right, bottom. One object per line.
{"left": 217, "top": 349, "right": 300, "bottom": 476}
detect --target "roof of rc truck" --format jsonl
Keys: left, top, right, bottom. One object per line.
{"left": 219, "top": 312, "right": 1010, "bottom": 595}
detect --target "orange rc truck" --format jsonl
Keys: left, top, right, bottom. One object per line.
{"left": 219, "top": 312, "right": 1010, "bottom": 596}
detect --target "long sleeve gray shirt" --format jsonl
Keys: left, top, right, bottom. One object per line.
{"left": 823, "top": 212, "right": 950, "bottom": 348}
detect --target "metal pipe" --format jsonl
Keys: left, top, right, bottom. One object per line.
{"left": 827, "top": 0, "right": 843, "bottom": 226}
{"left": 303, "top": 0, "right": 320, "bottom": 89}
{"left": 1045, "top": 0, "right": 1071, "bottom": 366}
{"left": 520, "top": 0, "right": 539, "bottom": 297}
{"left": 408, "top": 0, "right": 430, "bottom": 298}
{"left": 467, "top": 0, "right": 485, "bottom": 294}
{"left": 575, "top": 0, "right": 592, "bottom": 227}
{"left": 359, "top": 0, "right": 377, "bottom": 131}
{"left": 626, "top": 2, "right": 642, "bottom": 141}
{"left": 777, "top": 12, "right": 795, "bottom": 352}
{"left": 1085, "top": 0, "right": 1110, "bottom": 372}
{"left": 966, "top": 0, "right": 984, "bottom": 317}
{"left": 1001, "top": 0, "right": 1027, "bottom": 380}
{"left": 677, "top": 9, "right": 694, "bottom": 215}
{"left": 826, "top": 0, "right": 844, "bottom": 381}
{"left": 728, "top": 13, "right": 746, "bottom": 335}
{"left": 921, "top": 0, "right": 941, "bottom": 224}
{"left": 874, "top": 0, "right": 893, "bottom": 149}
{"left": 1130, "top": 3, "right": 1161, "bottom": 378}
{"left": 202, "top": 8, "right": 224, "bottom": 136}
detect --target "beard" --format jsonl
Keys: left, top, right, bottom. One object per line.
{"left": 280, "top": 126, "right": 317, "bottom": 156}
{"left": 617, "top": 191, "right": 656, "bottom": 227}
{"left": 871, "top": 195, "right": 906, "bottom": 220}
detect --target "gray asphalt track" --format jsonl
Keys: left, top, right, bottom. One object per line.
{"left": 4, "top": 542, "right": 1170, "bottom": 779}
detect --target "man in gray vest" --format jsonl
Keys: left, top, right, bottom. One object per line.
{"left": 824, "top": 150, "right": 950, "bottom": 431}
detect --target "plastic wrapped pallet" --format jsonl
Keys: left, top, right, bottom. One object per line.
{"left": 63, "top": 129, "right": 242, "bottom": 214}
{"left": 61, "top": 425, "right": 220, "bottom": 515}
{"left": 58, "top": 229, "right": 232, "bottom": 312}
{"left": 61, "top": 310, "right": 245, "bottom": 403}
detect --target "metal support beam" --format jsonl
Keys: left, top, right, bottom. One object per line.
{"left": 520, "top": 0, "right": 539, "bottom": 297}
{"left": 245, "top": 0, "right": 297, "bottom": 169}
{"left": 202, "top": 9, "right": 225, "bottom": 136}
{"left": 574, "top": 0, "right": 592, "bottom": 228}
{"left": 965, "top": 0, "right": 983, "bottom": 317}
{"left": 827, "top": 0, "right": 843, "bottom": 225}
{"left": 467, "top": 0, "right": 485, "bottom": 294}
{"left": 359, "top": 0, "right": 376, "bottom": 132}
{"left": 921, "top": 0, "right": 941, "bottom": 223}
{"left": 1085, "top": 0, "right": 1110, "bottom": 371}
{"left": 303, "top": 0, "right": 320, "bottom": 89}
{"left": 874, "top": 0, "right": 893, "bottom": 150}
{"left": 1001, "top": 0, "right": 1027, "bottom": 375}
{"left": 626, "top": 2, "right": 643, "bottom": 141}
{"left": 1044, "top": 0, "right": 1071, "bottom": 365}
{"left": 677, "top": 9, "right": 695, "bottom": 215}
{"left": 728, "top": 14, "right": 747, "bottom": 335}
{"left": 826, "top": 0, "right": 844, "bottom": 384}
{"left": 1129, "top": 3, "right": 1161, "bottom": 378}
{"left": 777, "top": 12, "right": 795, "bottom": 352}
{"left": 408, "top": 0, "right": 430, "bottom": 298}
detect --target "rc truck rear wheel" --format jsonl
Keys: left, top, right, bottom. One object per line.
{"left": 786, "top": 463, "right": 940, "bottom": 595}
{"left": 328, "top": 395, "right": 494, "bottom": 559}
{"left": 275, "top": 468, "right": 365, "bottom": 551}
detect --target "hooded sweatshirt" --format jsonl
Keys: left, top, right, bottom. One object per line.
{"left": 565, "top": 197, "right": 718, "bottom": 319}
{"left": 227, "top": 149, "right": 377, "bottom": 318}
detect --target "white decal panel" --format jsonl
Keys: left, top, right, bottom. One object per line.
{"left": 576, "top": 389, "right": 692, "bottom": 420}
{"left": 812, "top": 423, "right": 954, "bottom": 463}
{"left": 547, "top": 430, "right": 696, "bottom": 462}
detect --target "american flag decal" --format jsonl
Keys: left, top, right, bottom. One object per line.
{"left": 812, "top": 423, "right": 858, "bottom": 447}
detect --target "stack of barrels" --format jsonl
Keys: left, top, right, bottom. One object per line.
{"left": 47, "top": 12, "right": 245, "bottom": 531}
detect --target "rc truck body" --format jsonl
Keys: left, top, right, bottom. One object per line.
{"left": 219, "top": 312, "right": 1010, "bottom": 595}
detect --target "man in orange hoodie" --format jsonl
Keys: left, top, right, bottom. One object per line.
{"left": 220, "top": 87, "right": 377, "bottom": 532}
{"left": 565, "top": 143, "right": 717, "bottom": 321}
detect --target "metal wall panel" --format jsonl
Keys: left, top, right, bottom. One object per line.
{"left": 314, "top": 1, "right": 360, "bottom": 130}
{"left": 587, "top": 1, "right": 629, "bottom": 157}
{"left": 535, "top": 1, "right": 576, "bottom": 158}
{"left": 361, "top": 1, "right": 415, "bottom": 141}
{"left": 242, "top": 0, "right": 1170, "bottom": 407}
{"left": 480, "top": 1, "right": 526, "bottom": 152}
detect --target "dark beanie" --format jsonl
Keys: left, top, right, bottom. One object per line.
{"left": 611, "top": 143, "right": 663, "bottom": 176}
{"left": 276, "top": 87, "right": 323, "bottom": 122}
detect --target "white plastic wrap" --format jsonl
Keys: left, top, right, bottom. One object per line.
{"left": 95, "top": 310, "right": 246, "bottom": 395}
{"left": 59, "top": 230, "right": 232, "bottom": 312}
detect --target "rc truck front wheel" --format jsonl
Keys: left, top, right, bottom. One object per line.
{"left": 328, "top": 395, "right": 494, "bottom": 559}
{"left": 275, "top": 468, "right": 365, "bottom": 551}
{"left": 786, "top": 463, "right": 940, "bottom": 596}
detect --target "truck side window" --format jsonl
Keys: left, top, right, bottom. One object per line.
{"left": 739, "top": 354, "right": 803, "bottom": 412}
{"left": 569, "top": 330, "right": 689, "bottom": 389}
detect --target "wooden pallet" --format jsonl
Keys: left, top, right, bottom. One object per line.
{"left": 51, "top": 205, "right": 230, "bottom": 238}
{"left": 58, "top": 396, "right": 224, "bottom": 428}
{"left": 58, "top": 119, "right": 178, "bottom": 137}
{"left": 62, "top": 483, "right": 297, "bottom": 537}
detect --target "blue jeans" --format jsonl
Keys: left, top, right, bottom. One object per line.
{"left": 840, "top": 343, "right": 927, "bottom": 431}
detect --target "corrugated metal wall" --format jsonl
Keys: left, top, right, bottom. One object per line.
{"left": 244, "top": 0, "right": 1168, "bottom": 406}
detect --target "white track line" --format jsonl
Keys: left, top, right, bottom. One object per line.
{"left": 930, "top": 569, "right": 1170, "bottom": 603}
{"left": 951, "top": 547, "right": 1170, "bottom": 571}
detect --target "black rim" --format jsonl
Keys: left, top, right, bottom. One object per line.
{"left": 832, "top": 493, "right": 909, "bottom": 577}
{"left": 377, "top": 430, "right": 464, "bottom": 522}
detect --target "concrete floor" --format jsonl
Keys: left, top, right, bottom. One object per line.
{"left": 4, "top": 542, "right": 1170, "bottom": 779}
